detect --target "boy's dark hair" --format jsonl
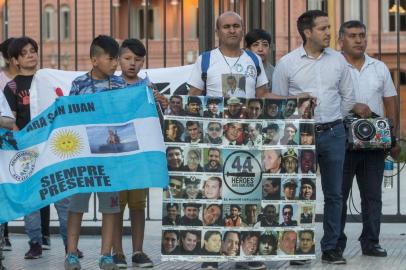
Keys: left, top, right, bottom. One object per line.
{"left": 120, "top": 38, "right": 146, "bottom": 57}
{"left": 8, "top": 36, "right": 38, "bottom": 59}
{"left": 338, "top": 20, "right": 367, "bottom": 39}
{"left": 0, "top": 38, "right": 15, "bottom": 60}
{"left": 90, "top": 35, "right": 119, "bottom": 58}
{"left": 297, "top": 10, "right": 328, "bottom": 44}
{"left": 245, "top": 29, "right": 272, "bottom": 48}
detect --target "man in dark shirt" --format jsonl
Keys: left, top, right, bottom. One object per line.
{"left": 179, "top": 231, "right": 201, "bottom": 255}
{"left": 179, "top": 203, "right": 203, "bottom": 226}
{"left": 203, "top": 97, "right": 222, "bottom": 118}
{"left": 280, "top": 204, "right": 298, "bottom": 226}
{"left": 162, "top": 203, "right": 181, "bottom": 226}
{"left": 185, "top": 96, "right": 202, "bottom": 117}
{"left": 203, "top": 148, "right": 223, "bottom": 172}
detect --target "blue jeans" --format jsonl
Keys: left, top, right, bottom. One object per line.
{"left": 338, "top": 150, "right": 385, "bottom": 251}
{"left": 24, "top": 198, "right": 70, "bottom": 246}
{"left": 315, "top": 122, "right": 346, "bottom": 251}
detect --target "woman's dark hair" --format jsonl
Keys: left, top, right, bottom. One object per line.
{"left": 8, "top": 36, "right": 38, "bottom": 60}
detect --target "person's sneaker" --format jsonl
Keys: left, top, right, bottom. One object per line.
{"left": 42, "top": 236, "right": 51, "bottom": 250}
{"left": 132, "top": 252, "right": 153, "bottom": 268}
{"left": 24, "top": 241, "right": 42, "bottom": 259}
{"left": 321, "top": 249, "right": 346, "bottom": 264}
{"left": 64, "top": 253, "right": 81, "bottom": 270}
{"left": 201, "top": 262, "right": 218, "bottom": 270}
{"left": 112, "top": 253, "right": 127, "bottom": 269}
{"left": 362, "top": 244, "right": 387, "bottom": 257}
{"left": 99, "top": 255, "right": 119, "bottom": 270}
{"left": 236, "top": 261, "right": 267, "bottom": 269}
{"left": 3, "top": 238, "right": 11, "bottom": 251}
{"left": 290, "top": 260, "right": 311, "bottom": 265}
{"left": 77, "top": 249, "right": 84, "bottom": 259}
{"left": 65, "top": 246, "right": 84, "bottom": 259}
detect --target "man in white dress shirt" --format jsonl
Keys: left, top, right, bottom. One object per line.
{"left": 336, "top": 20, "right": 400, "bottom": 258}
{"left": 272, "top": 10, "right": 369, "bottom": 265}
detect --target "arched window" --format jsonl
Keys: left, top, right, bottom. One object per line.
{"left": 60, "top": 5, "right": 71, "bottom": 41}
{"left": 43, "top": 5, "right": 56, "bottom": 41}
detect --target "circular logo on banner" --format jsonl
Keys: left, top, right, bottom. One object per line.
{"left": 223, "top": 150, "right": 262, "bottom": 195}
{"left": 9, "top": 150, "right": 39, "bottom": 182}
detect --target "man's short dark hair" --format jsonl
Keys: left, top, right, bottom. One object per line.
{"left": 170, "top": 95, "right": 182, "bottom": 102}
{"left": 204, "top": 230, "right": 221, "bottom": 241}
{"left": 259, "top": 233, "right": 277, "bottom": 246}
{"left": 0, "top": 38, "right": 15, "bottom": 60}
{"left": 263, "top": 204, "right": 276, "bottom": 212}
{"left": 265, "top": 178, "right": 280, "bottom": 187}
{"left": 245, "top": 204, "right": 257, "bottom": 214}
{"left": 8, "top": 36, "right": 38, "bottom": 59}
{"left": 181, "top": 230, "right": 199, "bottom": 240}
{"left": 301, "top": 149, "right": 315, "bottom": 158}
{"left": 208, "top": 122, "right": 221, "bottom": 128}
{"left": 187, "top": 96, "right": 202, "bottom": 106}
{"left": 120, "top": 38, "right": 146, "bottom": 57}
{"left": 297, "top": 10, "right": 328, "bottom": 44}
{"left": 166, "top": 203, "right": 179, "bottom": 211}
{"left": 245, "top": 29, "right": 272, "bottom": 48}
{"left": 301, "top": 178, "right": 316, "bottom": 190}
{"left": 300, "top": 123, "right": 314, "bottom": 134}
{"left": 208, "top": 147, "right": 221, "bottom": 155}
{"left": 166, "top": 146, "right": 183, "bottom": 156}
{"left": 264, "top": 123, "right": 279, "bottom": 132}
{"left": 248, "top": 98, "right": 263, "bottom": 109}
{"left": 241, "top": 231, "right": 260, "bottom": 242}
{"left": 339, "top": 20, "right": 367, "bottom": 39}
{"left": 230, "top": 204, "right": 241, "bottom": 211}
{"left": 90, "top": 35, "right": 119, "bottom": 58}
{"left": 183, "top": 203, "right": 201, "bottom": 209}
{"left": 223, "top": 231, "right": 240, "bottom": 241}
{"left": 283, "top": 204, "right": 293, "bottom": 213}
{"left": 186, "top": 121, "right": 200, "bottom": 128}
{"left": 299, "top": 230, "right": 314, "bottom": 240}
{"left": 163, "top": 230, "right": 179, "bottom": 239}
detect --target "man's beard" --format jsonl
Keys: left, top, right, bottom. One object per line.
{"left": 209, "top": 161, "right": 219, "bottom": 168}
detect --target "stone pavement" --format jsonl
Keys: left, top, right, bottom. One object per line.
{"left": 2, "top": 222, "right": 405, "bottom": 270}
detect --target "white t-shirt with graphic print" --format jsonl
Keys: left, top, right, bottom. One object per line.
{"left": 188, "top": 48, "right": 268, "bottom": 98}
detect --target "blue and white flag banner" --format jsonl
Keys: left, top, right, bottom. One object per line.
{"left": 0, "top": 85, "right": 168, "bottom": 223}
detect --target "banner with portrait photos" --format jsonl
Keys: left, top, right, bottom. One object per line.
{"left": 161, "top": 95, "right": 316, "bottom": 262}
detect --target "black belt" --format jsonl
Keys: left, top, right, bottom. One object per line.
{"left": 315, "top": 119, "right": 342, "bottom": 132}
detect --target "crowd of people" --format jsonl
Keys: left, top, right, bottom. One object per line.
{"left": 0, "top": 8, "right": 400, "bottom": 270}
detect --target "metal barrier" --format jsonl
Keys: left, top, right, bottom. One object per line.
{"left": 1, "top": 0, "right": 404, "bottom": 221}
